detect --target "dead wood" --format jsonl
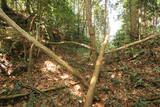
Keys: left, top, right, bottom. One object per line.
{"left": 106, "top": 34, "right": 160, "bottom": 54}
{"left": 0, "top": 84, "right": 71, "bottom": 100}
{"left": 43, "top": 40, "right": 97, "bottom": 52}
{"left": 84, "top": 23, "right": 110, "bottom": 107}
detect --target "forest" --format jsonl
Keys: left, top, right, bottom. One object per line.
{"left": 0, "top": 0, "right": 160, "bottom": 106}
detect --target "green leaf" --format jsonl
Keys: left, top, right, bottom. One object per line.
{"left": 111, "top": 78, "right": 121, "bottom": 85}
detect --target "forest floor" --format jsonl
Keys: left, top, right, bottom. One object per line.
{"left": 0, "top": 47, "right": 160, "bottom": 107}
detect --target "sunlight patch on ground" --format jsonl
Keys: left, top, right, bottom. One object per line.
{"left": 41, "top": 60, "right": 60, "bottom": 73}
{"left": 70, "top": 84, "right": 83, "bottom": 97}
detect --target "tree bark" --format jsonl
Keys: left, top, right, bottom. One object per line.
{"left": 84, "top": 26, "right": 110, "bottom": 107}
{"left": 84, "top": 0, "right": 110, "bottom": 106}
{"left": 129, "top": 0, "right": 139, "bottom": 40}
{"left": 0, "top": 8, "right": 88, "bottom": 88}
{"left": 85, "top": 0, "right": 97, "bottom": 62}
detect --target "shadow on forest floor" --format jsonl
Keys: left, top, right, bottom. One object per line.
{"left": 0, "top": 48, "right": 160, "bottom": 107}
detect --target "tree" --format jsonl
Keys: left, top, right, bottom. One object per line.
{"left": 84, "top": 0, "right": 110, "bottom": 106}
{"left": 113, "top": 0, "right": 160, "bottom": 46}
{"left": 129, "top": 0, "right": 139, "bottom": 40}
{"left": 85, "top": 0, "right": 97, "bottom": 62}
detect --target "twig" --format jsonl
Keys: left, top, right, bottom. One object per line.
{"left": 128, "top": 95, "right": 160, "bottom": 103}
{"left": 0, "top": 36, "right": 13, "bottom": 40}
{"left": 20, "top": 84, "right": 52, "bottom": 98}
{"left": 143, "top": 97, "right": 160, "bottom": 102}
{"left": 0, "top": 83, "right": 77, "bottom": 100}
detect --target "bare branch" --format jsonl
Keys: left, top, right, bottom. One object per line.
{"left": 43, "top": 40, "right": 97, "bottom": 52}
{"left": 0, "top": 83, "right": 72, "bottom": 100}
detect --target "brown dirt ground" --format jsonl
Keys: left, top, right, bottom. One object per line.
{"left": 0, "top": 48, "right": 160, "bottom": 107}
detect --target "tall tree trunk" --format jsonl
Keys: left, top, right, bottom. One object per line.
{"left": 82, "top": 2, "right": 87, "bottom": 39}
{"left": 138, "top": 1, "right": 143, "bottom": 39}
{"left": 84, "top": 0, "right": 110, "bottom": 106}
{"left": 104, "top": 0, "right": 107, "bottom": 37}
{"left": 104, "top": 0, "right": 110, "bottom": 39}
{"left": 85, "top": 0, "right": 97, "bottom": 62}
{"left": 129, "top": 0, "right": 139, "bottom": 40}
{"left": 77, "top": 0, "right": 80, "bottom": 39}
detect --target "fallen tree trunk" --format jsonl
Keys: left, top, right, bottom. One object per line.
{"left": 106, "top": 34, "right": 160, "bottom": 54}
{"left": 43, "top": 40, "right": 97, "bottom": 52}
{"left": 84, "top": 8, "right": 110, "bottom": 106}
{"left": 84, "top": 34, "right": 110, "bottom": 106}
{"left": 46, "top": 34, "right": 160, "bottom": 55}
{"left": 84, "top": 0, "right": 110, "bottom": 105}
{"left": 0, "top": 8, "right": 88, "bottom": 88}
{"left": 44, "top": 33, "right": 160, "bottom": 55}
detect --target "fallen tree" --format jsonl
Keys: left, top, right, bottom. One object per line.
{"left": 42, "top": 40, "right": 97, "bottom": 52}
{"left": 43, "top": 34, "right": 160, "bottom": 55}
{"left": 106, "top": 34, "right": 160, "bottom": 54}
{"left": 0, "top": 8, "right": 88, "bottom": 88}
{"left": 45, "top": 34, "right": 160, "bottom": 55}
{"left": 84, "top": 0, "right": 111, "bottom": 104}
{"left": 2, "top": 31, "right": 159, "bottom": 57}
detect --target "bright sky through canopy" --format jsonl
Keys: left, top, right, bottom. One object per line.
{"left": 108, "top": 0, "right": 123, "bottom": 40}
